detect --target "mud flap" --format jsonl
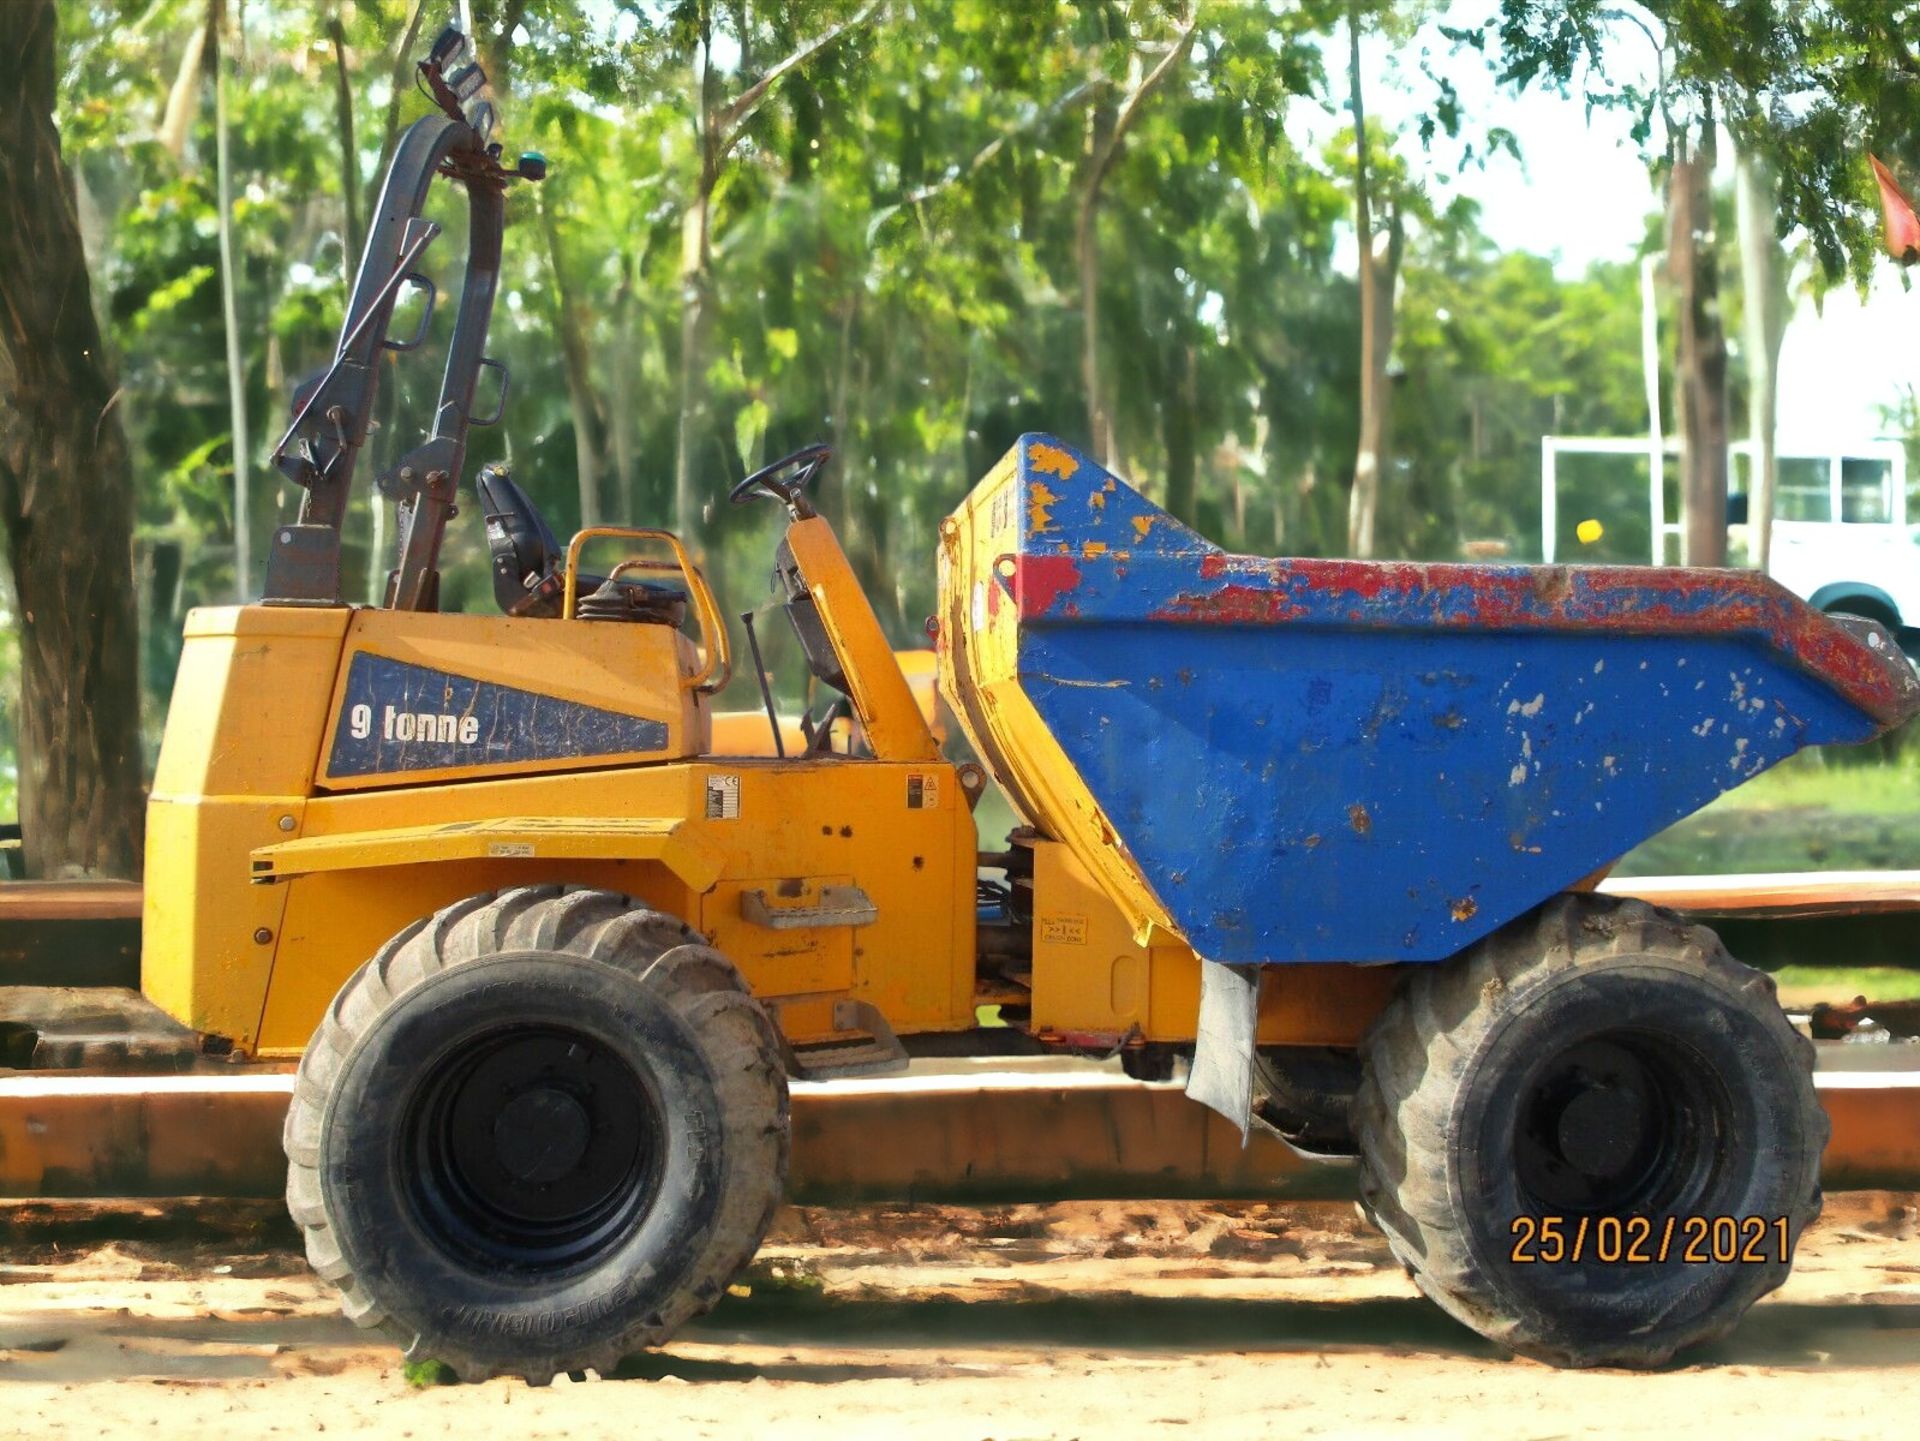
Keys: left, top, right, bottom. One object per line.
{"left": 1185, "top": 959, "right": 1259, "bottom": 1140}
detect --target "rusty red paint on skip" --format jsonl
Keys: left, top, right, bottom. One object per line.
{"left": 1149, "top": 584, "right": 1309, "bottom": 626}
{"left": 1015, "top": 554, "right": 1083, "bottom": 618}
{"left": 1100, "top": 548, "right": 1914, "bottom": 726}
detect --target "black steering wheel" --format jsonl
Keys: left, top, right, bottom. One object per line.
{"left": 728, "top": 442, "right": 833, "bottom": 515}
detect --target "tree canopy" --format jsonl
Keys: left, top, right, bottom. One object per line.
{"left": 4, "top": 0, "right": 1910, "bottom": 845}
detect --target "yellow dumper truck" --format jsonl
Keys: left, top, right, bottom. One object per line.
{"left": 11, "top": 27, "right": 1918, "bottom": 1382}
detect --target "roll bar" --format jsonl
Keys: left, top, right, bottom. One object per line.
{"left": 262, "top": 24, "right": 545, "bottom": 609}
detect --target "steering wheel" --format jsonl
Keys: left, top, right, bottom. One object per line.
{"left": 728, "top": 442, "right": 833, "bottom": 515}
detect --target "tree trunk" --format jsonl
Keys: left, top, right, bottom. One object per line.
{"left": 674, "top": 6, "right": 720, "bottom": 544}
{"left": 1162, "top": 339, "right": 1198, "bottom": 524}
{"left": 369, "top": 0, "right": 428, "bottom": 215}
{"left": 474, "top": 0, "right": 528, "bottom": 110}
{"left": 213, "top": 3, "right": 251, "bottom": 600}
{"left": 1076, "top": 16, "right": 1195, "bottom": 468}
{"left": 1261, "top": 367, "right": 1301, "bottom": 551}
{"left": 540, "top": 193, "right": 604, "bottom": 529}
{"left": 1352, "top": 204, "right": 1404, "bottom": 559}
{"left": 325, "top": 12, "right": 361, "bottom": 276}
{"left": 1346, "top": 7, "right": 1400, "bottom": 560}
{"left": 1077, "top": 95, "right": 1116, "bottom": 464}
{"left": 0, "top": 0, "right": 144, "bottom": 877}
{"left": 1669, "top": 125, "right": 1731, "bottom": 568}
{"left": 827, "top": 291, "right": 860, "bottom": 549}
{"left": 1735, "top": 148, "right": 1786, "bottom": 572}
{"left": 158, "top": 17, "right": 209, "bottom": 162}
{"left": 669, "top": 0, "right": 878, "bottom": 541}
{"left": 608, "top": 258, "right": 638, "bottom": 523}
{"left": 673, "top": 171, "right": 714, "bottom": 541}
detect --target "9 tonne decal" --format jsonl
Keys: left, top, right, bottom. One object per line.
{"left": 327, "top": 653, "right": 669, "bottom": 778}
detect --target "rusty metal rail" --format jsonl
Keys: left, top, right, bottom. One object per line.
{"left": 2, "top": 1060, "right": 1914, "bottom": 1204}
{"left": 0, "top": 880, "right": 144, "bottom": 922}
{"left": 10, "top": 872, "right": 1920, "bottom": 926}
{"left": 1601, "top": 869, "right": 1920, "bottom": 918}
{"left": 10, "top": 870, "right": 1920, "bottom": 993}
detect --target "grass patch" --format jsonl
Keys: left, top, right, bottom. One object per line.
{"left": 402, "top": 1358, "right": 459, "bottom": 1388}
{"left": 1768, "top": 964, "right": 1920, "bottom": 1006}
{"left": 1617, "top": 747, "right": 1920, "bottom": 876}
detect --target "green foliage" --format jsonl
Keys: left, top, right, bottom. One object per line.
{"left": 1469, "top": 1, "right": 1920, "bottom": 286}
{"left": 401, "top": 1357, "right": 459, "bottom": 1387}
{"left": 1393, "top": 206, "right": 1649, "bottom": 558}
{"left": 7, "top": 0, "right": 1853, "bottom": 780}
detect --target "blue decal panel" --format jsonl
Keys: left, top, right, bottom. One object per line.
{"left": 326, "top": 653, "right": 669, "bottom": 778}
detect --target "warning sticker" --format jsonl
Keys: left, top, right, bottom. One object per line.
{"left": 705, "top": 774, "right": 741, "bottom": 820}
{"left": 907, "top": 773, "right": 941, "bottom": 810}
{"left": 1039, "top": 916, "right": 1087, "bottom": 945}
{"left": 990, "top": 486, "right": 1014, "bottom": 536}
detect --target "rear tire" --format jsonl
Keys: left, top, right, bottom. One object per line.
{"left": 1253, "top": 1045, "right": 1361, "bottom": 1155}
{"left": 1353, "top": 893, "right": 1824, "bottom": 1367}
{"left": 283, "top": 885, "right": 788, "bottom": 1384}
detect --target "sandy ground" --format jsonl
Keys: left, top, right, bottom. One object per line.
{"left": 2, "top": 1193, "right": 1917, "bottom": 1441}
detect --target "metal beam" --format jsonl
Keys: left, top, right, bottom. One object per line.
{"left": 2, "top": 1063, "right": 1914, "bottom": 1204}
{"left": 1601, "top": 869, "right": 1920, "bottom": 918}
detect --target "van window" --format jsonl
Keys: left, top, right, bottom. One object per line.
{"left": 1841, "top": 457, "right": 1893, "bottom": 523}
{"left": 1775, "top": 457, "right": 1830, "bottom": 521}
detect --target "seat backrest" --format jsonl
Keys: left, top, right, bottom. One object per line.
{"left": 478, "top": 465, "right": 563, "bottom": 614}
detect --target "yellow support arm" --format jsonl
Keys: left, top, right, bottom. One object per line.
{"left": 784, "top": 516, "right": 940, "bottom": 764}
{"left": 251, "top": 815, "right": 725, "bottom": 891}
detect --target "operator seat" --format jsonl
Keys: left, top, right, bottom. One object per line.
{"left": 478, "top": 465, "right": 687, "bottom": 626}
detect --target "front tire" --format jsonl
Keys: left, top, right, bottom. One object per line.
{"left": 283, "top": 886, "right": 788, "bottom": 1384}
{"left": 1353, "top": 893, "right": 1825, "bottom": 1367}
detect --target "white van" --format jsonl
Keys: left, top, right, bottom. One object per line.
{"left": 1731, "top": 442, "right": 1919, "bottom": 640}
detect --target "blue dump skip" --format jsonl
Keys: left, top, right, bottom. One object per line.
{"left": 991, "top": 435, "right": 1920, "bottom": 966}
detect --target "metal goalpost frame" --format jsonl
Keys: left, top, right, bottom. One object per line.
{"left": 1539, "top": 435, "right": 1910, "bottom": 566}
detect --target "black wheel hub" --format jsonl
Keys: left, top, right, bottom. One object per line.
{"left": 1513, "top": 1032, "right": 1726, "bottom": 1215}
{"left": 403, "top": 1025, "right": 661, "bottom": 1272}
{"left": 493, "top": 1087, "right": 592, "bottom": 1184}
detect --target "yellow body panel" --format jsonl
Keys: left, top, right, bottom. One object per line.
{"left": 708, "top": 648, "right": 947, "bottom": 756}
{"left": 699, "top": 875, "right": 858, "bottom": 997}
{"left": 144, "top": 520, "right": 977, "bottom": 1060}
{"left": 251, "top": 815, "right": 726, "bottom": 890}
{"left": 252, "top": 759, "right": 974, "bottom": 1055}
{"left": 143, "top": 607, "right": 349, "bottom": 1040}
{"left": 938, "top": 451, "right": 1176, "bottom": 944}
{"left": 1028, "top": 841, "right": 1397, "bottom": 1047}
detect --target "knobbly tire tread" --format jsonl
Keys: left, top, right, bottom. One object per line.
{"left": 1352, "top": 892, "right": 1825, "bottom": 1368}
{"left": 283, "top": 885, "right": 790, "bottom": 1385}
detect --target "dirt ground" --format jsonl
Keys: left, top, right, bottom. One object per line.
{"left": 2, "top": 1193, "right": 1916, "bottom": 1441}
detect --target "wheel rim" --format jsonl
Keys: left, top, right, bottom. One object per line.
{"left": 1512, "top": 1030, "right": 1730, "bottom": 1216}
{"left": 401, "top": 1024, "right": 662, "bottom": 1272}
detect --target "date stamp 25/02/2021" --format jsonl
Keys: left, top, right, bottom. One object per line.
{"left": 1508, "top": 1215, "right": 1793, "bottom": 1266}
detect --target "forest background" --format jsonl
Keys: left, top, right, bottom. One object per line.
{"left": 6, "top": 0, "right": 1920, "bottom": 878}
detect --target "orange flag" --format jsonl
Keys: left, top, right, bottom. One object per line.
{"left": 1870, "top": 153, "right": 1920, "bottom": 265}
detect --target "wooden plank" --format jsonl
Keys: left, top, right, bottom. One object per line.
{"left": 0, "top": 881, "right": 143, "bottom": 922}
{"left": 1603, "top": 870, "right": 1920, "bottom": 919}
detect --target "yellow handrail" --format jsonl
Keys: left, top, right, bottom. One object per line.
{"left": 562, "top": 526, "right": 732, "bottom": 695}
